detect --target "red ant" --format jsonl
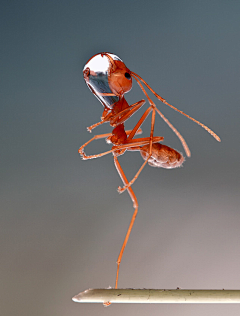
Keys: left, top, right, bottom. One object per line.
{"left": 79, "top": 52, "right": 220, "bottom": 289}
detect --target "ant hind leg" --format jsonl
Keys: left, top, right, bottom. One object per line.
{"left": 114, "top": 156, "right": 139, "bottom": 289}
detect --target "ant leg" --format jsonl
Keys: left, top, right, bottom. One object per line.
{"left": 79, "top": 129, "right": 143, "bottom": 159}
{"left": 87, "top": 112, "right": 113, "bottom": 133}
{"left": 125, "top": 136, "right": 163, "bottom": 145}
{"left": 78, "top": 132, "right": 114, "bottom": 155}
{"left": 127, "top": 106, "right": 153, "bottom": 141}
{"left": 89, "top": 102, "right": 152, "bottom": 149}
{"left": 87, "top": 99, "right": 145, "bottom": 132}
{"left": 110, "top": 100, "right": 146, "bottom": 126}
{"left": 80, "top": 135, "right": 162, "bottom": 160}
{"left": 111, "top": 135, "right": 163, "bottom": 151}
{"left": 113, "top": 106, "right": 156, "bottom": 193}
{"left": 114, "top": 156, "right": 138, "bottom": 289}
{"left": 118, "top": 108, "right": 156, "bottom": 193}
{"left": 126, "top": 129, "right": 142, "bottom": 136}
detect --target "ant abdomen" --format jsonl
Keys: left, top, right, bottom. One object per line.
{"left": 140, "top": 143, "right": 184, "bottom": 169}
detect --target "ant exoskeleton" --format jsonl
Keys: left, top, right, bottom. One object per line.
{"left": 79, "top": 52, "right": 220, "bottom": 289}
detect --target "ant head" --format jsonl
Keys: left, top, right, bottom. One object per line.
{"left": 101, "top": 53, "right": 132, "bottom": 96}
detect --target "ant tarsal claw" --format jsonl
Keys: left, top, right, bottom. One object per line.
{"left": 79, "top": 151, "right": 88, "bottom": 160}
{"left": 87, "top": 126, "right": 92, "bottom": 133}
{"left": 117, "top": 186, "right": 125, "bottom": 194}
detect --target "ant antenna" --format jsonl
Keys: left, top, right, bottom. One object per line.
{"left": 131, "top": 71, "right": 221, "bottom": 143}
{"left": 131, "top": 73, "right": 191, "bottom": 157}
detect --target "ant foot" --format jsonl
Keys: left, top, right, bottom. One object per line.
{"left": 78, "top": 148, "right": 84, "bottom": 155}
{"left": 86, "top": 126, "right": 92, "bottom": 133}
{"left": 81, "top": 153, "right": 88, "bottom": 160}
{"left": 79, "top": 149, "right": 88, "bottom": 160}
{"left": 117, "top": 186, "right": 126, "bottom": 194}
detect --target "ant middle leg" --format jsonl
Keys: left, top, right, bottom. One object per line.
{"left": 78, "top": 132, "right": 114, "bottom": 155}
{"left": 79, "top": 129, "right": 144, "bottom": 159}
{"left": 80, "top": 134, "right": 163, "bottom": 160}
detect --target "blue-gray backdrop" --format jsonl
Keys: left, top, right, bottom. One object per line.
{"left": 1, "top": 1, "right": 240, "bottom": 315}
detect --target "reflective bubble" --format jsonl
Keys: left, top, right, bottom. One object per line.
{"left": 83, "top": 53, "right": 122, "bottom": 108}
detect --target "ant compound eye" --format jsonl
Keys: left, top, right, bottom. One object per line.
{"left": 124, "top": 72, "right": 131, "bottom": 80}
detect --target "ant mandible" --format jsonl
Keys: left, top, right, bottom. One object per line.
{"left": 79, "top": 52, "right": 221, "bottom": 289}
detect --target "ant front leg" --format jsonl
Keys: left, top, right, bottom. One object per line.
{"left": 110, "top": 100, "right": 145, "bottom": 126}
{"left": 87, "top": 99, "right": 145, "bottom": 133}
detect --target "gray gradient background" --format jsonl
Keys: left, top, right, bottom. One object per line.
{"left": 1, "top": 1, "right": 240, "bottom": 315}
